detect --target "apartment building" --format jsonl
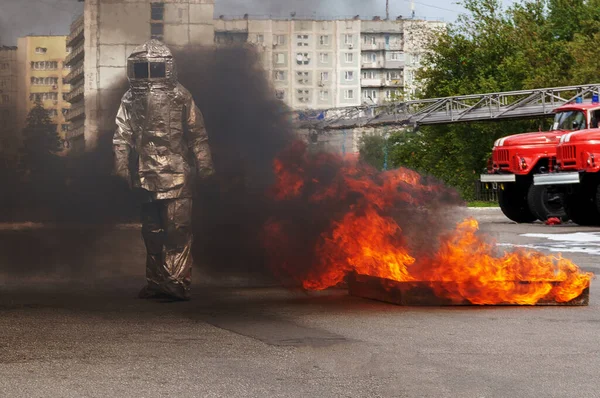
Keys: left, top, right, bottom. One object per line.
{"left": 15, "top": 36, "right": 71, "bottom": 144}
{"left": 64, "top": 0, "right": 215, "bottom": 151}
{"left": 216, "top": 17, "right": 444, "bottom": 108}
{"left": 216, "top": 18, "right": 362, "bottom": 109}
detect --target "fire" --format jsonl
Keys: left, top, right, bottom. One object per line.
{"left": 264, "top": 141, "right": 593, "bottom": 305}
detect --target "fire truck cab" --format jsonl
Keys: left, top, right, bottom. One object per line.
{"left": 481, "top": 101, "right": 600, "bottom": 223}
{"left": 533, "top": 106, "right": 600, "bottom": 225}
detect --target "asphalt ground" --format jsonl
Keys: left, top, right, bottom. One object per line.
{"left": 0, "top": 208, "right": 599, "bottom": 398}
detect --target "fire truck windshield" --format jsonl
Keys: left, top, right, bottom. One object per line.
{"left": 552, "top": 110, "right": 585, "bottom": 131}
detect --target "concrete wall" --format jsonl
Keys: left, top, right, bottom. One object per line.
{"left": 84, "top": 0, "right": 215, "bottom": 150}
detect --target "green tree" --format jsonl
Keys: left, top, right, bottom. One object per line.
{"left": 20, "top": 98, "right": 62, "bottom": 175}
{"left": 358, "top": 134, "right": 387, "bottom": 170}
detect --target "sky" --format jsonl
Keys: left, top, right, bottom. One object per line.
{"left": 0, "top": 0, "right": 515, "bottom": 46}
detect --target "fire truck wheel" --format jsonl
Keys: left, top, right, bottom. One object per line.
{"left": 527, "top": 185, "right": 568, "bottom": 222}
{"left": 498, "top": 184, "right": 537, "bottom": 223}
{"left": 564, "top": 186, "right": 600, "bottom": 226}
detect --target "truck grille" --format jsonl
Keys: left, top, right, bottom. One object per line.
{"left": 493, "top": 149, "right": 510, "bottom": 162}
{"left": 558, "top": 145, "right": 577, "bottom": 162}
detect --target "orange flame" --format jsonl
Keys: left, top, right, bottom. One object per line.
{"left": 264, "top": 141, "right": 593, "bottom": 304}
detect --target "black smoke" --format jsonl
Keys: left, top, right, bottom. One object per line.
{"left": 0, "top": 44, "right": 463, "bottom": 288}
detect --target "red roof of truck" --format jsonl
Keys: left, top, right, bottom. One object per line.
{"left": 555, "top": 102, "right": 600, "bottom": 112}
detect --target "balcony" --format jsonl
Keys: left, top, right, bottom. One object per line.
{"left": 382, "top": 79, "right": 403, "bottom": 87}
{"left": 67, "top": 15, "right": 84, "bottom": 47}
{"left": 361, "top": 61, "right": 385, "bottom": 69}
{"left": 66, "top": 124, "right": 84, "bottom": 140}
{"left": 362, "top": 41, "right": 404, "bottom": 52}
{"left": 65, "top": 81, "right": 84, "bottom": 103}
{"left": 65, "top": 45, "right": 84, "bottom": 66}
{"left": 64, "top": 61, "right": 84, "bottom": 85}
{"left": 65, "top": 102, "right": 85, "bottom": 121}
{"left": 384, "top": 60, "right": 405, "bottom": 69}
{"left": 361, "top": 78, "right": 383, "bottom": 87}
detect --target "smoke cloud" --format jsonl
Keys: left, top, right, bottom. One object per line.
{"left": 0, "top": 44, "right": 463, "bottom": 290}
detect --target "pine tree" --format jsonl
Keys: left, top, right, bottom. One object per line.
{"left": 20, "top": 98, "right": 62, "bottom": 175}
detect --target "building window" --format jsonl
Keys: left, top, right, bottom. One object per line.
{"left": 151, "top": 2, "right": 164, "bottom": 21}
{"left": 296, "top": 71, "right": 309, "bottom": 84}
{"left": 31, "top": 61, "right": 58, "bottom": 70}
{"left": 256, "top": 34, "right": 264, "bottom": 44}
{"left": 344, "top": 89, "right": 355, "bottom": 100}
{"left": 320, "top": 71, "right": 329, "bottom": 81}
{"left": 363, "top": 35, "right": 377, "bottom": 45}
{"left": 362, "top": 53, "right": 376, "bottom": 63}
{"left": 296, "top": 53, "right": 310, "bottom": 65}
{"left": 345, "top": 71, "right": 354, "bottom": 81}
{"left": 319, "top": 53, "right": 329, "bottom": 63}
{"left": 362, "top": 71, "right": 375, "bottom": 79}
{"left": 62, "top": 108, "right": 69, "bottom": 116}
{"left": 386, "top": 71, "right": 401, "bottom": 80}
{"left": 363, "top": 90, "right": 377, "bottom": 100}
{"left": 275, "top": 53, "right": 285, "bottom": 64}
{"left": 319, "top": 35, "right": 329, "bottom": 46}
{"left": 151, "top": 23, "right": 164, "bottom": 40}
{"left": 386, "top": 90, "right": 401, "bottom": 99}
{"left": 274, "top": 71, "right": 285, "bottom": 81}
{"left": 30, "top": 92, "right": 58, "bottom": 101}
{"left": 275, "top": 90, "right": 285, "bottom": 100}
{"left": 0, "top": 63, "right": 8, "bottom": 70}
{"left": 0, "top": 79, "right": 7, "bottom": 88}
{"left": 275, "top": 35, "right": 286, "bottom": 45}
{"left": 35, "top": 47, "right": 47, "bottom": 54}
{"left": 319, "top": 90, "right": 329, "bottom": 100}
{"left": 345, "top": 53, "right": 354, "bottom": 63}
{"left": 30, "top": 77, "right": 59, "bottom": 86}
{"left": 0, "top": 94, "right": 9, "bottom": 104}
{"left": 62, "top": 124, "right": 70, "bottom": 132}
{"left": 48, "top": 109, "right": 58, "bottom": 117}
{"left": 344, "top": 34, "right": 353, "bottom": 45}
{"left": 296, "top": 34, "right": 309, "bottom": 47}
{"left": 296, "top": 89, "right": 310, "bottom": 103}
{"left": 388, "top": 52, "right": 403, "bottom": 61}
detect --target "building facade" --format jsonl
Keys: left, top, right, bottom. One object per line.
{"left": 65, "top": 0, "right": 216, "bottom": 151}
{"left": 216, "top": 18, "right": 363, "bottom": 109}
{"left": 0, "top": 46, "right": 18, "bottom": 158}
{"left": 15, "top": 36, "right": 71, "bottom": 145}
{"left": 215, "top": 17, "right": 444, "bottom": 109}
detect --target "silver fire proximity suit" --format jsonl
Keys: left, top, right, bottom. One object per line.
{"left": 113, "top": 40, "right": 214, "bottom": 300}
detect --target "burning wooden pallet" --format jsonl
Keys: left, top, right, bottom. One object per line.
{"left": 347, "top": 273, "right": 590, "bottom": 306}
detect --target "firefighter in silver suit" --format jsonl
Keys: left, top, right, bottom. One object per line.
{"left": 113, "top": 40, "right": 214, "bottom": 300}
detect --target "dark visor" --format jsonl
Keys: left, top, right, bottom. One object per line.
{"left": 132, "top": 62, "right": 166, "bottom": 78}
{"left": 133, "top": 62, "right": 149, "bottom": 78}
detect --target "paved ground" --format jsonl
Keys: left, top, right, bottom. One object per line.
{"left": 1, "top": 209, "right": 599, "bottom": 398}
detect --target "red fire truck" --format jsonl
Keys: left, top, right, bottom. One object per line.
{"left": 533, "top": 106, "right": 600, "bottom": 225}
{"left": 481, "top": 101, "right": 600, "bottom": 223}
